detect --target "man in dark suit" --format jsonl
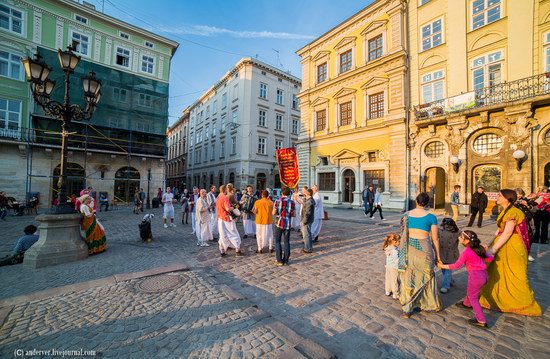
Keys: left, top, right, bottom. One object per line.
{"left": 468, "top": 186, "right": 488, "bottom": 228}
{"left": 301, "top": 188, "right": 315, "bottom": 253}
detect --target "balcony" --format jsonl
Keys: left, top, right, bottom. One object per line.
{"left": 414, "top": 72, "right": 550, "bottom": 121}
{"left": 0, "top": 127, "right": 35, "bottom": 142}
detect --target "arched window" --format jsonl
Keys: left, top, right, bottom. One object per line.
{"left": 473, "top": 134, "right": 502, "bottom": 155}
{"left": 114, "top": 166, "right": 141, "bottom": 202}
{"left": 473, "top": 165, "right": 501, "bottom": 193}
{"left": 229, "top": 172, "right": 235, "bottom": 184}
{"left": 545, "top": 129, "right": 550, "bottom": 145}
{"left": 256, "top": 173, "right": 267, "bottom": 190}
{"left": 424, "top": 141, "right": 445, "bottom": 158}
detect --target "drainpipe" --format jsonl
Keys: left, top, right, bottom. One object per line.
{"left": 531, "top": 124, "right": 541, "bottom": 193}
{"left": 404, "top": 0, "right": 411, "bottom": 211}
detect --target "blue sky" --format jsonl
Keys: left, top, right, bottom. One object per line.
{"left": 95, "top": 0, "right": 372, "bottom": 125}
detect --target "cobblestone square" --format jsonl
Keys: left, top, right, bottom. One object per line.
{"left": 0, "top": 207, "right": 548, "bottom": 358}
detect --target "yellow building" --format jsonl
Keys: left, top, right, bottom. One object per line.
{"left": 296, "top": 0, "right": 408, "bottom": 209}
{"left": 409, "top": 0, "right": 550, "bottom": 210}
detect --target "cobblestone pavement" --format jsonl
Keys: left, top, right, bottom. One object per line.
{"left": 0, "top": 206, "right": 549, "bottom": 358}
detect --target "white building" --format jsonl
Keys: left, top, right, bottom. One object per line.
{"left": 186, "top": 58, "right": 301, "bottom": 191}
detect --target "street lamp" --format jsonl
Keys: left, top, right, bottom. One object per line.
{"left": 22, "top": 47, "right": 102, "bottom": 214}
{"left": 449, "top": 155, "right": 462, "bottom": 174}
{"left": 512, "top": 149, "right": 527, "bottom": 171}
{"left": 146, "top": 168, "right": 152, "bottom": 209}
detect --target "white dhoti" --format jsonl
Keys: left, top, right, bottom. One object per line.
{"left": 292, "top": 204, "right": 301, "bottom": 230}
{"left": 243, "top": 217, "right": 256, "bottom": 235}
{"left": 191, "top": 212, "right": 196, "bottom": 233}
{"left": 197, "top": 219, "right": 212, "bottom": 244}
{"left": 255, "top": 224, "right": 273, "bottom": 250}
{"left": 218, "top": 218, "right": 241, "bottom": 252}
{"left": 210, "top": 212, "right": 219, "bottom": 237}
{"left": 311, "top": 218, "right": 323, "bottom": 238}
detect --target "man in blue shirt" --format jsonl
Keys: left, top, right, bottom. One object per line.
{"left": 0, "top": 225, "right": 39, "bottom": 266}
{"left": 450, "top": 185, "right": 461, "bottom": 222}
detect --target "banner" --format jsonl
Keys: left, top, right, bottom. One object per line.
{"left": 276, "top": 147, "right": 300, "bottom": 189}
{"left": 444, "top": 91, "right": 476, "bottom": 113}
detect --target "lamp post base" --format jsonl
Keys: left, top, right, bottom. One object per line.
{"left": 24, "top": 213, "right": 88, "bottom": 268}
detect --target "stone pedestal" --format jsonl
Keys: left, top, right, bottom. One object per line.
{"left": 24, "top": 213, "right": 88, "bottom": 268}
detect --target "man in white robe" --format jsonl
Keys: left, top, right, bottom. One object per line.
{"left": 190, "top": 187, "right": 199, "bottom": 234}
{"left": 195, "top": 189, "right": 211, "bottom": 247}
{"left": 207, "top": 185, "right": 218, "bottom": 240}
{"left": 311, "top": 184, "right": 324, "bottom": 241}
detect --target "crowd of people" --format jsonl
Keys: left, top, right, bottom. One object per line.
{"left": 159, "top": 183, "right": 324, "bottom": 266}
{"left": 384, "top": 186, "right": 548, "bottom": 329}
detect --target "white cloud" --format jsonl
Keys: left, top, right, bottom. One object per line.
{"left": 159, "top": 24, "right": 315, "bottom": 40}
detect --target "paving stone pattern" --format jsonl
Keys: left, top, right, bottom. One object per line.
{"left": 0, "top": 206, "right": 549, "bottom": 358}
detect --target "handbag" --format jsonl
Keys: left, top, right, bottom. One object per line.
{"left": 398, "top": 214, "right": 409, "bottom": 271}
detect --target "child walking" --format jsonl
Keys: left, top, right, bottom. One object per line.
{"left": 438, "top": 218, "right": 460, "bottom": 294}
{"left": 383, "top": 233, "right": 400, "bottom": 299}
{"left": 437, "top": 230, "right": 493, "bottom": 328}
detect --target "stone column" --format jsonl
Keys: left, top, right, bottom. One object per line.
{"left": 24, "top": 213, "right": 88, "bottom": 268}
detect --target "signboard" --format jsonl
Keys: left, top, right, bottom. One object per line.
{"left": 444, "top": 91, "right": 476, "bottom": 113}
{"left": 276, "top": 147, "right": 300, "bottom": 188}
{"left": 486, "top": 192, "right": 499, "bottom": 201}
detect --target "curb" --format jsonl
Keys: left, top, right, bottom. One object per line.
{"left": 0, "top": 262, "right": 189, "bottom": 309}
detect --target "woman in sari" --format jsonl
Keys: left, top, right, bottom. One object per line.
{"left": 479, "top": 189, "right": 541, "bottom": 316}
{"left": 399, "top": 192, "right": 441, "bottom": 318}
{"left": 79, "top": 194, "right": 107, "bottom": 255}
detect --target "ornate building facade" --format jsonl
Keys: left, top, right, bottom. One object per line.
{"left": 166, "top": 108, "right": 189, "bottom": 191}
{"left": 408, "top": 0, "right": 550, "bottom": 210}
{"left": 296, "top": 0, "right": 408, "bottom": 209}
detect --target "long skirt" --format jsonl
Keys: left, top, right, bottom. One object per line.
{"left": 196, "top": 218, "right": 212, "bottom": 243}
{"left": 311, "top": 218, "right": 323, "bottom": 238}
{"left": 292, "top": 204, "right": 301, "bottom": 230}
{"left": 479, "top": 233, "right": 541, "bottom": 316}
{"left": 218, "top": 218, "right": 241, "bottom": 252}
{"left": 82, "top": 214, "right": 107, "bottom": 255}
{"left": 210, "top": 212, "right": 219, "bottom": 237}
{"left": 399, "top": 237, "right": 441, "bottom": 314}
{"left": 256, "top": 224, "right": 273, "bottom": 250}
{"left": 244, "top": 217, "right": 256, "bottom": 235}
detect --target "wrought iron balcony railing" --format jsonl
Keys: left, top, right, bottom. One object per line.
{"left": 414, "top": 72, "right": 550, "bottom": 120}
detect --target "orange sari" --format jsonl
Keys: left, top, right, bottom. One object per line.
{"left": 80, "top": 204, "right": 107, "bottom": 254}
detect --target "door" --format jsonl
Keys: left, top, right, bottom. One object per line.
{"left": 343, "top": 169, "right": 355, "bottom": 203}
{"left": 425, "top": 167, "right": 446, "bottom": 209}
{"left": 256, "top": 173, "right": 267, "bottom": 191}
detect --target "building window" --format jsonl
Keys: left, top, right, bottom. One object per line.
{"left": 75, "top": 14, "right": 88, "bottom": 24}
{"left": 275, "top": 114, "right": 283, "bottom": 130}
{"left": 473, "top": 165, "right": 502, "bottom": 192}
{"left": 318, "top": 172, "right": 335, "bottom": 191}
{"left": 113, "top": 88, "right": 127, "bottom": 103}
{"left": 212, "top": 122, "right": 217, "bottom": 136}
{"left": 206, "top": 105, "right": 210, "bottom": 118}
{"left": 544, "top": 130, "right": 550, "bottom": 145}
{"left": 205, "top": 125, "right": 209, "bottom": 139}
{"left": 195, "top": 149, "right": 201, "bottom": 164}
{"left": 138, "top": 94, "right": 152, "bottom": 107}
{"left": 210, "top": 144, "right": 215, "bottom": 160}
{"left": 424, "top": 141, "right": 445, "bottom": 158}
{"left": 116, "top": 47, "right": 130, "bottom": 67}
{"left": 340, "top": 101, "right": 352, "bottom": 126}
{"left": 71, "top": 31, "right": 89, "bottom": 56}
{"left": 145, "top": 41, "right": 154, "bottom": 48}
{"left": 275, "top": 139, "right": 283, "bottom": 150}
{"left": 421, "top": 70, "right": 445, "bottom": 103}
{"left": 472, "top": 51, "right": 503, "bottom": 91}
{"left": 473, "top": 133, "right": 502, "bottom": 154}
{"left": 231, "top": 136, "right": 237, "bottom": 154}
{"left": 119, "top": 31, "right": 130, "bottom": 40}
{"left": 317, "top": 62, "right": 327, "bottom": 83}
{"left": 189, "top": 132, "right": 193, "bottom": 147}
{"left": 292, "top": 119, "right": 299, "bottom": 134}
{"left": 233, "top": 84, "right": 239, "bottom": 101}
{"left": 340, "top": 49, "right": 352, "bottom": 73}
{"left": 204, "top": 146, "right": 208, "bottom": 162}
{"left": 135, "top": 121, "right": 150, "bottom": 132}
{"left": 0, "top": 98, "right": 21, "bottom": 132}
{"left": 231, "top": 110, "right": 238, "bottom": 124}
{"left": 368, "top": 35, "right": 383, "bottom": 61}
{"left": 316, "top": 110, "right": 327, "bottom": 131}
{"left": 292, "top": 94, "right": 299, "bottom": 110}
{"left": 472, "top": 0, "right": 501, "bottom": 30}
{"left": 0, "top": 4, "right": 23, "bottom": 35}
{"left": 259, "top": 109, "right": 266, "bottom": 127}
{"left": 421, "top": 19, "right": 443, "bottom": 51}
{"left": 258, "top": 137, "right": 266, "bottom": 154}
{"left": 369, "top": 92, "right": 384, "bottom": 119}
{"left": 0, "top": 50, "right": 22, "bottom": 80}
{"left": 222, "top": 93, "right": 227, "bottom": 108}
{"left": 141, "top": 55, "right": 154, "bottom": 74}
{"left": 221, "top": 114, "right": 226, "bottom": 131}
{"left": 220, "top": 141, "right": 225, "bottom": 157}
{"left": 259, "top": 83, "right": 268, "bottom": 99}
{"left": 276, "top": 89, "right": 284, "bottom": 105}
{"left": 368, "top": 151, "right": 378, "bottom": 162}
{"left": 213, "top": 100, "right": 218, "bottom": 114}
{"left": 364, "top": 170, "right": 385, "bottom": 191}
{"left": 419, "top": 0, "right": 431, "bottom": 5}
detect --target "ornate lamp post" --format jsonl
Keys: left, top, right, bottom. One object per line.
{"left": 21, "top": 47, "right": 102, "bottom": 268}
{"left": 22, "top": 47, "right": 102, "bottom": 214}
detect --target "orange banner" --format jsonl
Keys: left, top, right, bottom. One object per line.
{"left": 276, "top": 147, "right": 300, "bottom": 189}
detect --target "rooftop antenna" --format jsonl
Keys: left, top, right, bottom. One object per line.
{"left": 272, "top": 48, "right": 283, "bottom": 69}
